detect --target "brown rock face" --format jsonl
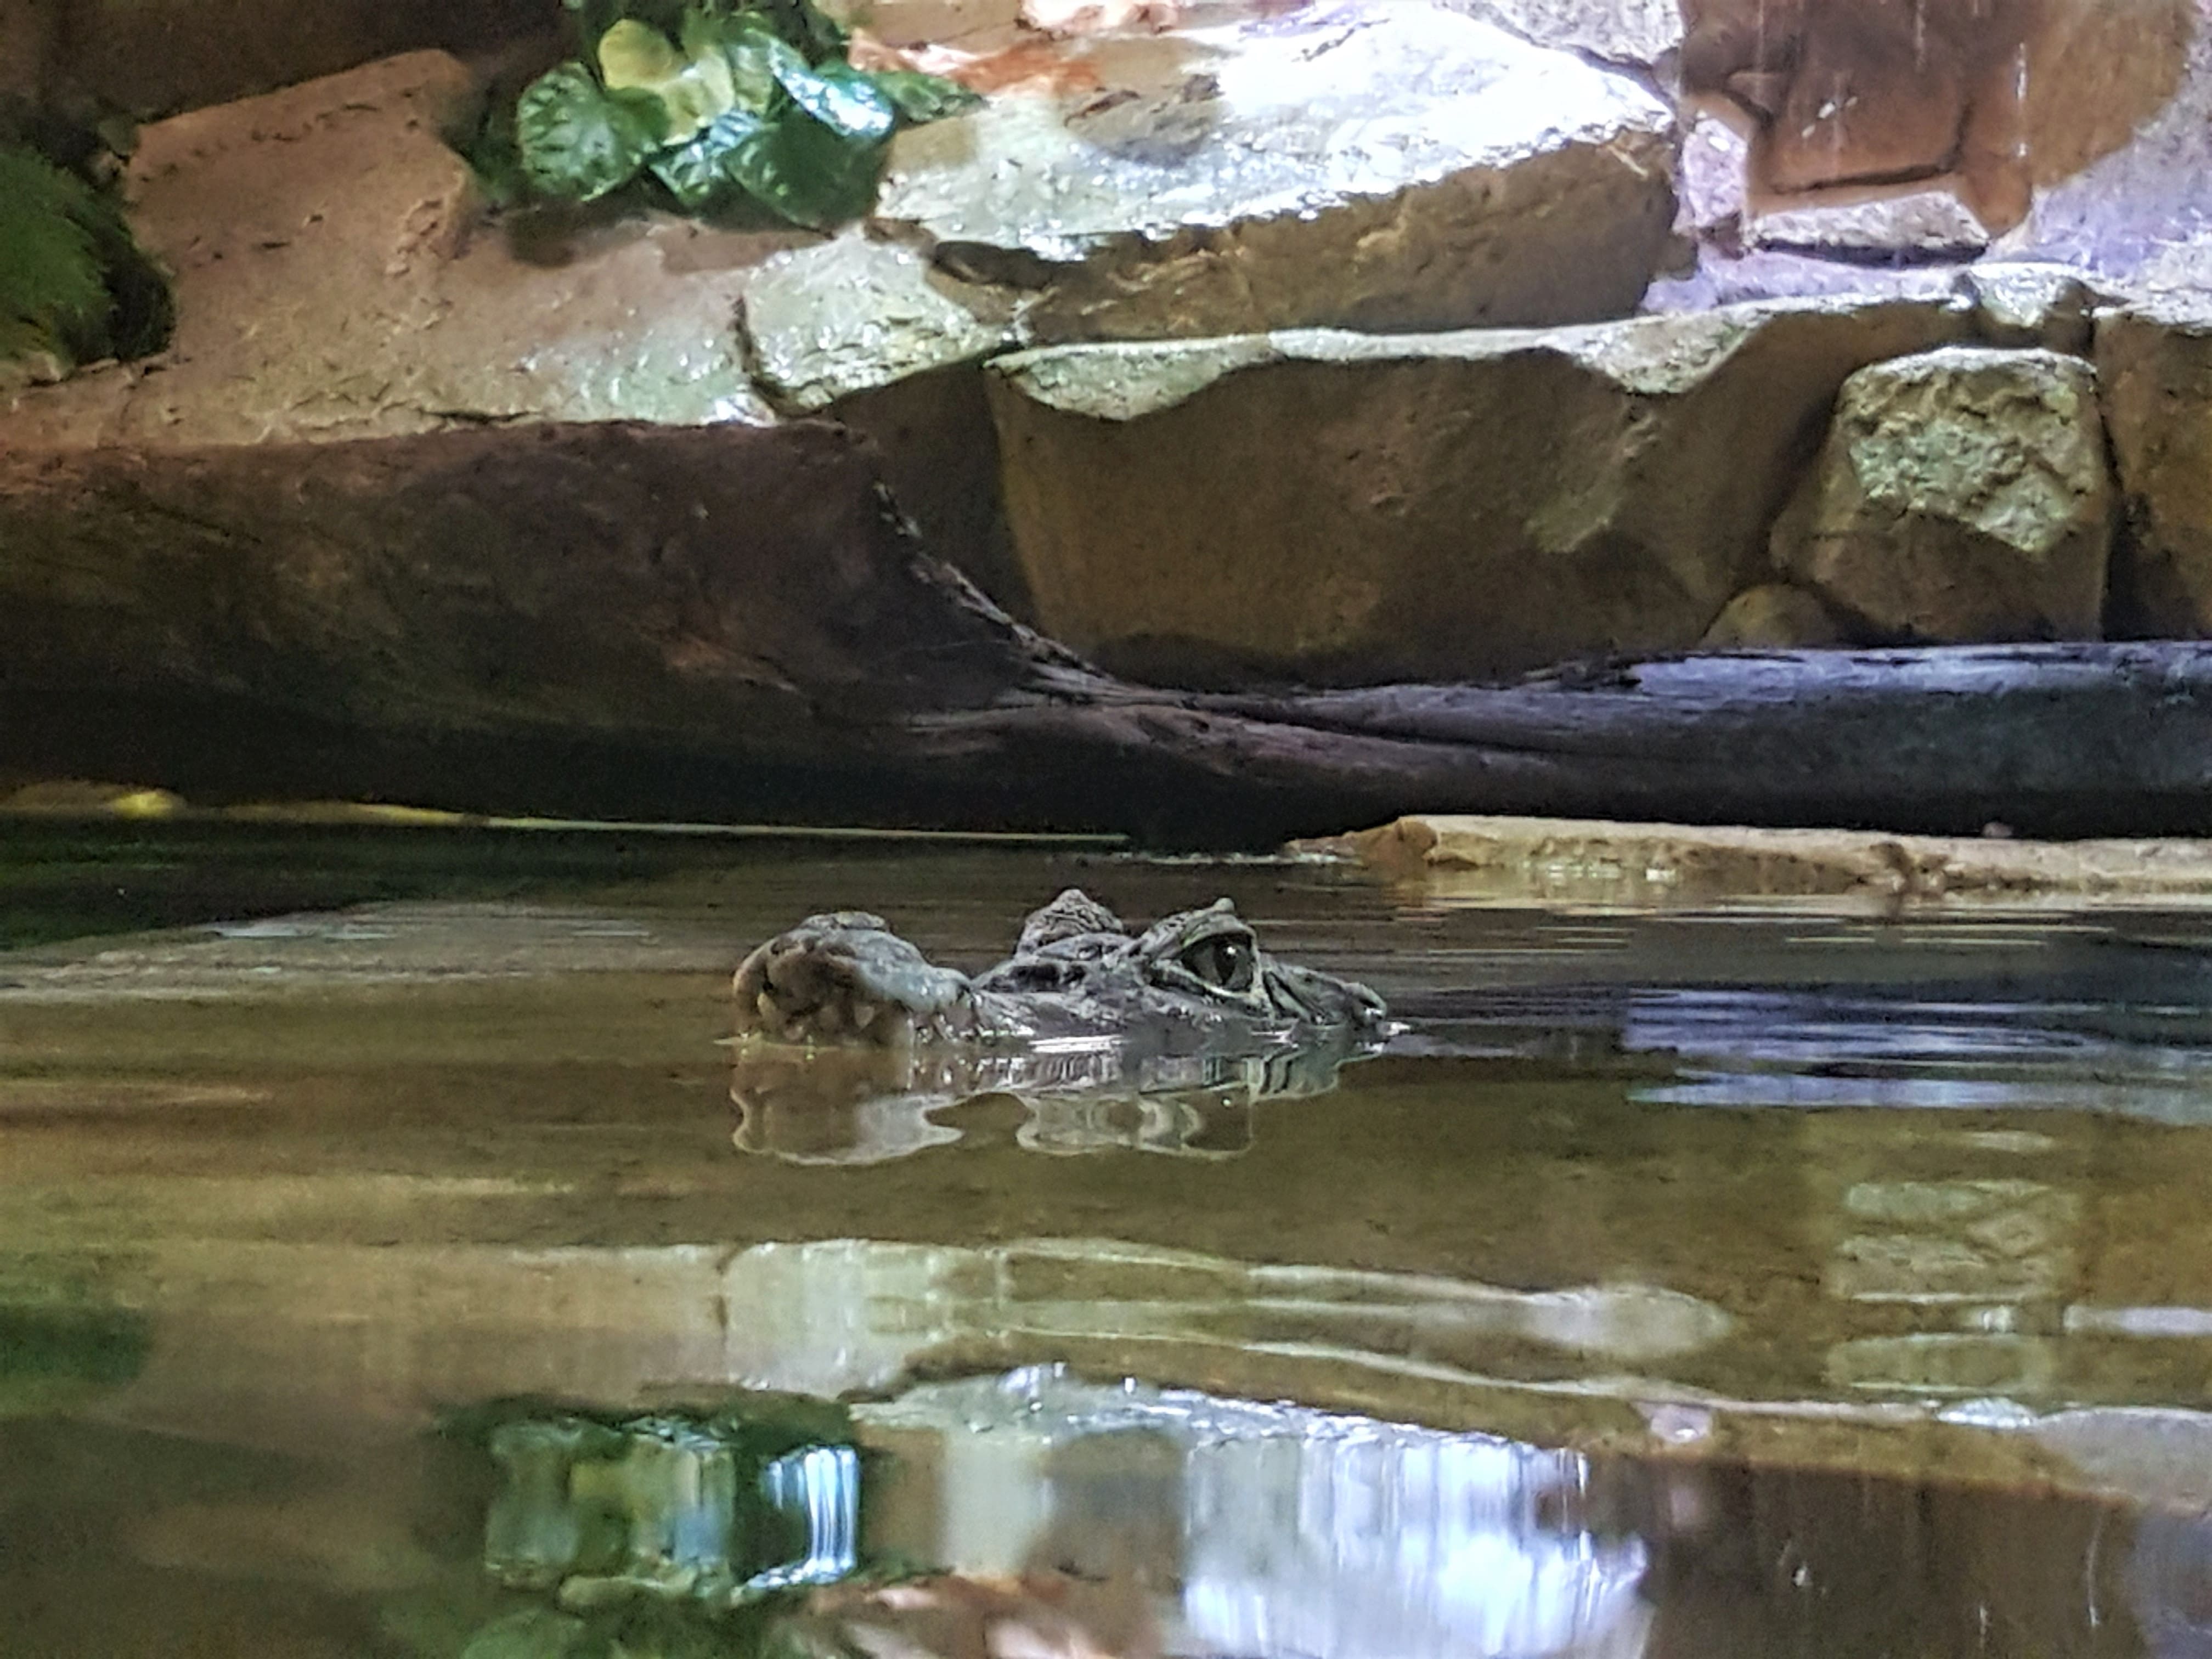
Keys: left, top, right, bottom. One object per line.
{"left": 2, "top": 52, "right": 795, "bottom": 450}
{"left": 986, "top": 297, "right": 1971, "bottom": 687}
{"left": 1680, "top": 0, "right": 2193, "bottom": 238}
{"left": 0, "top": 423, "right": 1046, "bottom": 814}
{"left": 1773, "top": 347, "right": 2113, "bottom": 643}
{"left": 2099, "top": 295, "right": 2212, "bottom": 636}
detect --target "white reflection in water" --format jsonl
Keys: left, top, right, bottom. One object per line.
{"left": 729, "top": 1034, "right": 1373, "bottom": 1166}
{"left": 1617, "top": 986, "right": 2212, "bottom": 1121}
{"left": 865, "top": 1368, "right": 1654, "bottom": 1659}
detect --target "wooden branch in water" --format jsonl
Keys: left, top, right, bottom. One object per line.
{"left": 4, "top": 422, "right": 2210, "bottom": 843}
{"left": 919, "top": 642, "right": 2212, "bottom": 843}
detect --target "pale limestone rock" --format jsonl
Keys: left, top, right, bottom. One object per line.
{"left": 1750, "top": 189, "right": 1992, "bottom": 260}
{"left": 877, "top": 1, "right": 1679, "bottom": 341}
{"left": 1774, "top": 347, "right": 2113, "bottom": 643}
{"left": 1675, "top": 116, "right": 1748, "bottom": 240}
{"left": 1436, "top": 0, "right": 1684, "bottom": 67}
{"left": 1700, "top": 584, "right": 1848, "bottom": 649}
{"left": 740, "top": 233, "right": 1017, "bottom": 414}
{"left": 986, "top": 296, "right": 1972, "bottom": 686}
{"left": 1957, "top": 262, "right": 2098, "bottom": 354}
{"left": 1338, "top": 813, "right": 2212, "bottom": 905}
{"left": 2097, "top": 292, "right": 2212, "bottom": 635}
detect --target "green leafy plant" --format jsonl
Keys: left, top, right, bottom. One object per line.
{"left": 513, "top": 0, "right": 980, "bottom": 229}
{"left": 0, "top": 143, "right": 172, "bottom": 374}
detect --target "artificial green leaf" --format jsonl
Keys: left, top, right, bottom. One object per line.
{"left": 682, "top": 7, "right": 782, "bottom": 112}
{"left": 600, "top": 16, "right": 737, "bottom": 142}
{"left": 767, "top": 42, "right": 896, "bottom": 143}
{"left": 720, "top": 106, "right": 885, "bottom": 228}
{"left": 647, "top": 106, "right": 769, "bottom": 209}
{"left": 868, "top": 68, "right": 984, "bottom": 125}
{"left": 516, "top": 64, "right": 668, "bottom": 201}
{"left": 597, "top": 17, "right": 685, "bottom": 86}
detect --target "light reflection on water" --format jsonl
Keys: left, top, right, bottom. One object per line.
{"left": 866, "top": 1369, "right": 1652, "bottom": 1659}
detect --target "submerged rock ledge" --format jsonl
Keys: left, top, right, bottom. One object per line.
{"left": 1333, "top": 815, "right": 2212, "bottom": 906}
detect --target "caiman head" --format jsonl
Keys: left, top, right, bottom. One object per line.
{"left": 732, "top": 889, "right": 1389, "bottom": 1047}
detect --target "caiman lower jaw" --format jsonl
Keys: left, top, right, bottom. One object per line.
{"left": 737, "top": 979, "right": 985, "bottom": 1047}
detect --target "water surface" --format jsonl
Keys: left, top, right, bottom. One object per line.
{"left": 9, "top": 832, "right": 2212, "bottom": 1655}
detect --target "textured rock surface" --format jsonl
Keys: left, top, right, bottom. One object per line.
{"left": 2, "top": 52, "right": 800, "bottom": 449}
{"left": 1675, "top": 116, "right": 1748, "bottom": 244}
{"left": 1699, "top": 584, "right": 1849, "bottom": 650}
{"left": 1749, "top": 191, "right": 1992, "bottom": 261}
{"left": 1773, "top": 347, "right": 2113, "bottom": 643}
{"left": 1679, "top": 0, "right": 2191, "bottom": 240}
{"left": 1959, "top": 263, "right": 2099, "bottom": 354}
{"left": 736, "top": 232, "right": 1031, "bottom": 610}
{"left": 987, "top": 297, "right": 1972, "bottom": 686}
{"left": 741, "top": 234, "right": 1017, "bottom": 416}
{"left": 1997, "top": 0, "right": 2212, "bottom": 287}
{"left": 2098, "top": 294, "right": 2212, "bottom": 635}
{"left": 1438, "top": 0, "right": 1684, "bottom": 65}
{"left": 876, "top": 1, "right": 1679, "bottom": 341}
{"left": 0, "top": 422, "right": 1051, "bottom": 818}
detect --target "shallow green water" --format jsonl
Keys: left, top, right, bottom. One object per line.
{"left": 10, "top": 831, "right": 2212, "bottom": 1655}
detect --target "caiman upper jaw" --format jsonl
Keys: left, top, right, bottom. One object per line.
{"left": 732, "top": 913, "right": 976, "bottom": 1046}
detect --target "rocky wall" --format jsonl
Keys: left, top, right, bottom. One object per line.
{"left": 4, "top": 0, "right": 2212, "bottom": 737}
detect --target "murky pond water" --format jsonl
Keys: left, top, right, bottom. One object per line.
{"left": 11, "top": 827, "right": 2212, "bottom": 1656}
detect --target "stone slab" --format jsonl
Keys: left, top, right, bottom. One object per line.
{"left": 876, "top": 1, "right": 1678, "bottom": 340}
{"left": 986, "top": 295, "right": 1972, "bottom": 686}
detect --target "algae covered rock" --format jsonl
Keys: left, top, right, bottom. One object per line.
{"left": 986, "top": 295, "right": 1970, "bottom": 686}
{"left": 1773, "top": 346, "right": 2113, "bottom": 643}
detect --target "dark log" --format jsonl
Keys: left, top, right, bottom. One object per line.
{"left": 4, "top": 422, "right": 2211, "bottom": 846}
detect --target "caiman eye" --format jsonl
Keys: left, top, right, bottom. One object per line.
{"left": 1181, "top": 935, "right": 1256, "bottom": 992}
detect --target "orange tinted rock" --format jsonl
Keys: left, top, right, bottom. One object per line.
{"left": 1680, "top": 0, "right": 2192, "bottom": 242}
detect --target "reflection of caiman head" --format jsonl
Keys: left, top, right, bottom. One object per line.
{"left": 732, "top": 888, "right": 1389, "bottom": 1047}
{"left": 729, "top": 890, "right": 1392, "bottom": 1165}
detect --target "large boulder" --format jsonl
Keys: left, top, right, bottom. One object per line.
{"left": 2098, "top": 293, "right": 2212, "bottom": 635}
{"left": 1771, "top": 347, "right": 2113, "bottom": 642}
{"left": 874, "top": 1, "right": 1679, "bottom": 342}
{"left": 985, "top": 297, "right": 1972, "bottom": 686}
